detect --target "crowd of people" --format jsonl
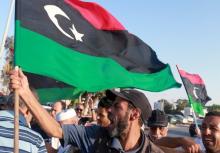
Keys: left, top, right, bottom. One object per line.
{"left": 0, "top": 68, "right": 219, "bottom": 153}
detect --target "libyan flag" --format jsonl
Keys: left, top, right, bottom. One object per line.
{"left": 15, "top": 0, "right": 181, "bottom": 103}
{"left": 179, "top": 69, "right": 211, "bottom": 115}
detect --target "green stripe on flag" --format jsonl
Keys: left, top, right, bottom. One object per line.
{"left": 36, "top": 87, "right": 83, "bottom": 104}
{"left": 189, "top": 95, "right": 204, "bottom": 116}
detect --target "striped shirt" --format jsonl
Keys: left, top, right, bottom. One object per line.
{"left": 0, "top": 110, "right": 47, "bottom": 153}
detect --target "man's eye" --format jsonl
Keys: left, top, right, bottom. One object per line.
{"left": 210, "top": 126, "right": 219, "bottom": 131}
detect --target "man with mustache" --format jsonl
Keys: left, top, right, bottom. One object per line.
{"left": 201, "top": 111, "right": 220, "bottom": 153}
{"left": 147, "top": 109, "right": 169, "bottom": 142}
{"left": 10, "top": 68, "right": 201, "bottom": 153}
{"left": 10, "top": 68, "right": 164, "bottom": 153}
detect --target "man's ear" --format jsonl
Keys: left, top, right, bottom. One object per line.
{"left": 130, "top": 108, "right": 141, "bottom": 121}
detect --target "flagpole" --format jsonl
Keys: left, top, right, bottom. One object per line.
{"left": 176, "top": 65, "right": 199, "bottom": 129}
{"left": 0, "top": 0, "right": 15, "bottom": 60}
{"left": 14, "top": 66, "right": 19, "bottom": 153}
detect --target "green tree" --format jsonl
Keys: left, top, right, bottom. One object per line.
{"left": 176, "top": 99, "right": 189, "bottom": 112}
{"left": 162, "top": 99, "right": 173, "bottom": 114}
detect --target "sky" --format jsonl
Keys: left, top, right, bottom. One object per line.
{"left": 0, "top": 0, "right": 219, "bottom": 106}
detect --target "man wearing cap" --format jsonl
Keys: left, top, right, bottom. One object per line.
{"left": 10, "top": 69, "right": 201, "bottom": 153}
{"left": 10, "top": 69, "right": 165, "bottom": 153}
{"left": 147, "top": 109, "right": 169, "bottom": 142}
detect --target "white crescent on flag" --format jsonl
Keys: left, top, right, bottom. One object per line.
{"left": 44, "top": 5, "right": 84, "bottom": 41}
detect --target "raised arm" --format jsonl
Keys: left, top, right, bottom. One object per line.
{"left": 10, "top": 68, "right": 63, "bottom": 138}
{"left": 154, "top": 137, "right": 201, "bottom": 153}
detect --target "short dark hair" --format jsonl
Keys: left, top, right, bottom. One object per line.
{"left": 206, "top": 111, "right": 220, "bottom": 117}
{"left": 98, "top": 97, "right": 113, "bottom": 109}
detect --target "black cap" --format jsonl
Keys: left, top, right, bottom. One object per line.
{"left": 107, "top": 89, "right": 152, "bottom": 125}
{"left": 148, "top": 109, "right": 168, "bottom": 127}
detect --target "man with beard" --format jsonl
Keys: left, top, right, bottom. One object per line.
{"left": 201, "top": 111, "right": 220, "bottom": 153}
{"left": 9, "top": 68, "right": 164, "bottom": 153}
{"left": 10, "top": 68, "right": 200, "bottom": 153}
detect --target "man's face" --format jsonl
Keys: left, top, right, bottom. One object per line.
{"left": 75, "top": 104, "right": 84, "bottom": 117}
{"left": 97, "top": 107, "right": 110, "bottom": 127}
{"left": 201, "top": 116, "right": 220, "bottom": 153}
{"left": 148, "top": 126, "right": 168, "bottom": 141}
{"left": 107, "top": 97, "right": 132, "bottom": 138}
{"left": 51, "top": 102, "right": 63, "bottom": 118}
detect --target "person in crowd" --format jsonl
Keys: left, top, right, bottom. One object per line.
{"left": 95, "top": 96, "right": 112, "bottom": 127}
{"left": 147, "top": 109, "right": 169, "bottom": 142}
{"left": 56, "top": 108, "right": 80, "bottom": 153}
{"left": 51, "top": 101, "right": 66, "bottom": 118}
{"left": 201, "top": 111, "right": 220, "bottom": 153}
{"left": 9, "top": 68, "right": 201, "bottom": 153}
{"left": 0, "top": 92, "right": 47, "bottom": 152}
{"left": 10, "top": 68, "right": 165, "bottom": 152}
{"left": 75, "top": 102, "right": 84, "bottom": 118}
{"left": 56, "top": 108, "right": 79, "bottom": 125}
{"left": 147, "top": 110, "right": 201, "bottom": 152}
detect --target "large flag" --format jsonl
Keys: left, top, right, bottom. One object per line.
{"left": 15, "top": 0, "right": 181, "bottom": 102}
{"left": 179, "top": 69, "right": 211, "bottom": 115}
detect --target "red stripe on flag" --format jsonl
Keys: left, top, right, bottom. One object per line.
{"left": 65, "top": 0, "right": 125, "bottom": 30}
{"left": 179, "top": 69, "right": 204, "bottom": 85}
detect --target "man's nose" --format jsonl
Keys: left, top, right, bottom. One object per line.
{"left": 155, "top": 127, "right": 160, "bottom": 135}
{"left": 203, "top": 127, "right": 211, "bottom": 135}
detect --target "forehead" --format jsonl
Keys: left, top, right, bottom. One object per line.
{"left": 114, "top": 97, "right": 129, "bottom": 106}
{"left": 203, "top": 116, "right": 220, "bottom": 126}
{"left": 97, "top": 107, "right": 108, "bottom": 113}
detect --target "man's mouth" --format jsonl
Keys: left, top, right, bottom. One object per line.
{"left": 203, "top": 138, "right": 213, "bottom": 144}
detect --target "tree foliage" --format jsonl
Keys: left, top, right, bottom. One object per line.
{"left": 176, "top": 99, "right": 189, "bottom": 112}
{"left": 162, "top": 99, "right": 173, "bottom": 114}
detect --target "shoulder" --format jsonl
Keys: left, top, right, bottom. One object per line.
{"left": 62, "top": 124, "right": 104, "bottom": 135}
{"left": 20, "top": 125, "right": 45, "bottom": 146}
{"left": 62, "top": 124, "right": 106, "bottom": 148}
{"left": 142, "top": 134, "right": 165, "bottom": 153}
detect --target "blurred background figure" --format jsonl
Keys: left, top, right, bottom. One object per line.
{"left": 56, "top": 108, "right": 79, "bottom": 125}
{"left": 54, "top": 108, "right": 80, "bottom": 153}
{"left": 75, "top": 102, "right": 84, "bottom": 118}
{"left": 147, "top": 109, "right": 169, "bottom": 142}
{"left": 51, "top": 101, "right": 66, "bottom": 118}
{"left": 96, "top": 96, "right": 112, "bottom": 127}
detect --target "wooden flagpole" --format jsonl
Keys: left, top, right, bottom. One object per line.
{"left": 176, "top": 65, "right": 199, "bottom": 129}
{"left": 14, "top": 66, "right": 19, "bottom": 153}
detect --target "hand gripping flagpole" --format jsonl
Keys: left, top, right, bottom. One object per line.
{"left": 0, "top": 0, "right": 15, "bottom": 60}
{"left": 176, "top": 65, "right": 199, "bottom": 130}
